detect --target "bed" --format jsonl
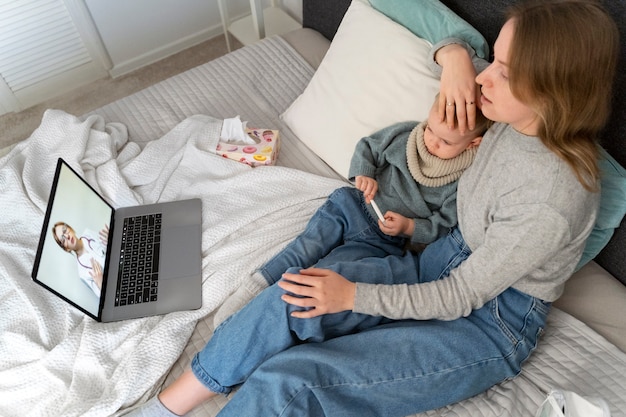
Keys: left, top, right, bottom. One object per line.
{"left": 1, "top": 0, "right": 625, "bottom": 416}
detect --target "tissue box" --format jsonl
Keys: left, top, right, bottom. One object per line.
{"left": 215, "top": 128, "right": 280, "bottom": 167}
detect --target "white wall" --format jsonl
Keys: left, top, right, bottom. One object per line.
{"left": 0, "top": 0, "right": 303, "bottom": 114}
{"left": 281, "top": 0, "right": 302, "bottom": 21}
{"left": 86, "top": 0, "right": 302, "bottom": 78}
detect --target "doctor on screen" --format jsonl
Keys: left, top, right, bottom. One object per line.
{"left": 51, "top": 221, "right": 109, "bottom": 298}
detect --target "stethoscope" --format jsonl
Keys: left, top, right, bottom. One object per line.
{"left": 76, "top": 237, "right": 98, "bottom": 270}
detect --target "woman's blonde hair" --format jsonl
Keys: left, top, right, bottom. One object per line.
{"left": 52, "top": 221, "right": 72, "bottom": 252}
{"left": 506, "top": 0, "right": 619, "bottom": 191}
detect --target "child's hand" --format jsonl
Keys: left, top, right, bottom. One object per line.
{"left": 379, "top": 211, "right": 414, "bottom": 237}
{"left": 355, "top": 175, "right": 378, "bottom": 204}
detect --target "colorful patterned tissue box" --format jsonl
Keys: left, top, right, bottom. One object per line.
{"left": 215, "top": 128, "right": 280, "bottom": 167}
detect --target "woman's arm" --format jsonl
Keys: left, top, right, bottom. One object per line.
{"left": 429, "top": 38, "right": 489, "bottom": 134}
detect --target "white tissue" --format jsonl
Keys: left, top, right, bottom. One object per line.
{"left": 220, "top": 115, "right": 256, "bottom": 144}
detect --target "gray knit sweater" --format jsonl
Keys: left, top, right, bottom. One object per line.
{"left": 354, "top": 123, "right": 599, "bottom": 320}
{"left": 348, "top": 121, "right": 475, "bottom": 245}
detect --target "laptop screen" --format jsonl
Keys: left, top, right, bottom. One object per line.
{"left": 32, "top": 159, "right": 114, "bottom": 320}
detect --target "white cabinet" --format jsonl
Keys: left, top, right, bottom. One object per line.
{"left": 218, "top": 0, "right": 301, "bottom": 51}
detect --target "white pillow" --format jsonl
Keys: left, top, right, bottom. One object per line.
{"left": 281, "top": 0, "right": 440, "bottom": 179}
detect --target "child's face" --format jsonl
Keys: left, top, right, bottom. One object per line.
{"left": 424, "top": 103, "right": 481, "bottom": 160}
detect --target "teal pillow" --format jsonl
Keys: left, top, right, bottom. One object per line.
{"left": 369, "top": 0, "right": 489, "bottom": 59}
{"left": 576, "top": 148, "right": 626, "bottom": 271}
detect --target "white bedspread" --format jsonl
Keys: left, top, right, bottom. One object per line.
{"left": 0, "top": 110, "right": 345, "bottom": 417}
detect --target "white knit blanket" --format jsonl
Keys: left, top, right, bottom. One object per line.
{"left": 0, "top": 110, "right": 344, "bottom": 417}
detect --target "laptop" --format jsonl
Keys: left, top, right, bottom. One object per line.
{"left": 32, "top": 158, "right": 203, "bottom": 322}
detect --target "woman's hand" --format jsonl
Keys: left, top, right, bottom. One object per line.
{"left": 89, "top": 258, "right": 104, "bottom": 290}
{"left": 435, "top": 43, "right": 479, "bottom": 134}
{"left": 99, "top": 224, "right": 109, "bottom": 247}
{"left": 379, "top": 211, "right": 414, "bottom": 237}
{"left": 355, "top": 175, "right": 378, "bottom": 204}
{"left": 278, "top": 268, "right": 356, "bottom": 318}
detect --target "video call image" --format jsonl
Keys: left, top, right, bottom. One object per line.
{"left": 36, "top": 164, "right": 113, "bottom": 317}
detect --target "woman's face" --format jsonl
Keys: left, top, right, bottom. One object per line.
{"left": 475, "top": 19, "right": 540, "bottom": 135}
{"left": 55, "top": 224, "right": 78, "bottom": 251}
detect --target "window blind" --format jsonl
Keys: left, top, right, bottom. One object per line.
{"left": 0, "top": 0, "right": 92, "bottom": 93}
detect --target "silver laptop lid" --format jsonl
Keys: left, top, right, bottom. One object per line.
{"left": 32, "top": 159, "right": 113, "bottom": 321}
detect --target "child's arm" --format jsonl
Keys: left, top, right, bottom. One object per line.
{"left": 348, "top": 122, "right": 418, "bottom": 183}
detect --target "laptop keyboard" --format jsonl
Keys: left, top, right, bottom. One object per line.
{"left": 114, "top": 213, "right": 162, "bottom": 307}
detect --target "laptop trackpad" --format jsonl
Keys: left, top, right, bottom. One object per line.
{"left": 159, "top": 225, "right": 201, "bottom": 279}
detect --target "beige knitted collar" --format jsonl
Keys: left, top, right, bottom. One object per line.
{"left": 406, "top": 121, "right": 477, "bottom": 187}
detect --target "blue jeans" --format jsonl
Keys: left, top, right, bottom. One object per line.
{"left": 191, "top": 228, "right": 550, "bottom": 417}
{"left": 259, "top": 186, "right": 406, "bottom": 285}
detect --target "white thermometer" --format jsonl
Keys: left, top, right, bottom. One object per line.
{"left": 370, "top": 199, "right": 386, "bottom": 225}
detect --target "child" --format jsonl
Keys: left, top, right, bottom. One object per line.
{"left": 351, "top": 93, "right": 490, "bottom": 245}
{"left": 214, "top": 94, "right": 490, "bottom": 324}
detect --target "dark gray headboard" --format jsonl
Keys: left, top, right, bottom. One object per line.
{"left": 303, "top": 0, "right": 626, "bottom": 285}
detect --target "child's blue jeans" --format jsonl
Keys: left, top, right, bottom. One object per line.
{"left": 259, "top": 186, "right": 407, "bottom": 286}
{"left": 191, "top": 227, "right": 550, "bottom": 416}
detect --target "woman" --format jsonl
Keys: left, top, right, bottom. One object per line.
{"left": 52, "top": 221, "right": 109, "bottom": 297}
{"left": 127, "top": 1, "right": 619, "bottom": 416}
